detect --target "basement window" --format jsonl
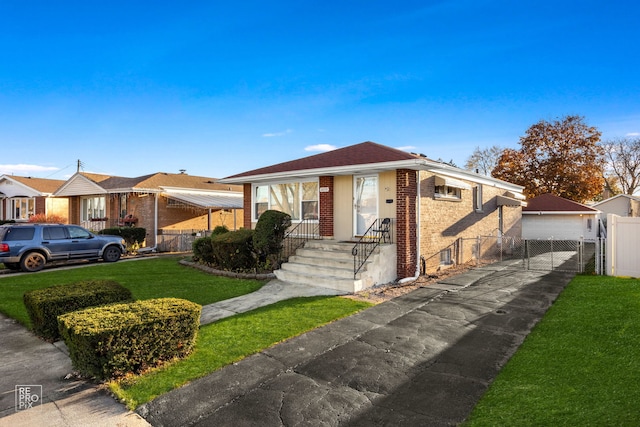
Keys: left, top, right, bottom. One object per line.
{"left": 440, "top": 248, "right": 453, "bottom": 265}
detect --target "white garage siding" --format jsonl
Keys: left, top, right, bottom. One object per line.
{"left": 522, "top": 214, "right": 598, "bottom": 240}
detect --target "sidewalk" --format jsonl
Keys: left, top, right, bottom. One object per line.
{"left": 1, "top": 265, "right": 575, "bottom": 426}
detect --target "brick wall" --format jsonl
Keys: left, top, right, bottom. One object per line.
{"left": 243, "top": 183, "right": 252, "bottom": 229}
{"left": 396, "top": 169, "right": 417, "bottom": 279}
{"left": 319, "top": 176, "right": 334, "bottom": 237}
{"left": 419, "top": 171, "right": 522, "bottom": 273}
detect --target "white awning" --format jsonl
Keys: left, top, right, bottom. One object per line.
{"left": 434, "top": 175, "right": 471, "bottom": 190}
{"left": 162, "top": 192, "right": 243, "bottom": 209}
{"left": 497, "top": 195, "right": 527, "bottom": 207}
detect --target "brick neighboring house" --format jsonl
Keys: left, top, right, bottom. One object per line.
{"left": 54, "top": 171, "right": 244, "bottom": 248}
{"left": 0, "top": 175, "right": 68, "bottom": 222}
{"left": 220, "top": 141, "right": 526, "bottom": 292}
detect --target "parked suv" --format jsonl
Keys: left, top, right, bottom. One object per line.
{"left": 0, "top": 223, "right": 126, "bottom": 272}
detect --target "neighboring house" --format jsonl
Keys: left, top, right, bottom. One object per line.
{"left": 54, "top": 172, "right": 244, "bottom": 248}
{"left": 220, "top": 141, "right": 526, "bottom": 292}
{"left": 0, "top": 175, "right": 68, "bottom": 222}
{"left": 522, "top": 193, "right": 600, "bottom": 240}
{"left": 592, "top": 194, "right": 640, "bottom": 218}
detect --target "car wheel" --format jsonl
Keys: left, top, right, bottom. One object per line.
{"left": 103, "top": 246, "right": 121, "bottom": 262}
{"left": 20, "top": 252, "right": 46, "bottom": 272}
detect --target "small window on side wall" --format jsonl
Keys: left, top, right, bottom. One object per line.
{"left": 474, "top": 185, "right": 483, "bottom": 212}
{"left": 434, "top": 185, "right": 461, "bottom": 200}
{"left": 440, "top": 248, "right": 452, "bottom": 265}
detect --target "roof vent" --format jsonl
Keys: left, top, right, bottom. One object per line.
{"left": 179, "top": 169, "right": 186, "bottom": 174}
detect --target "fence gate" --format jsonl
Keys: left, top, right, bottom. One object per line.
{"left": 463, "top": 236, "right": 604, "bottom": 274}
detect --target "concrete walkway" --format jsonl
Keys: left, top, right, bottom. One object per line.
{"left": 0, "top": 265, "right": 575, "bottom": 426}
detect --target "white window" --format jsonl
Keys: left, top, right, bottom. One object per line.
{"left": 440, "top": 248, "right": 452, "bottom": 265}
{"left": 435, "top": 185, "right": 461, "bottom": 200}
{"left": 81, "top": 196, "right": 106, "bottom": 221}
{"left": 253, "top": 181, "right": 319, "bottom": 221}
{"left": 9, "top": 197, "right": 35, "bottom": 221}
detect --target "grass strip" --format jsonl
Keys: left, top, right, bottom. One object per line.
{"left": 109, "top": 296, "right": 372, "bottom": 409}
{"left": 464, "top": 275, "right": 640, "bottom": 426}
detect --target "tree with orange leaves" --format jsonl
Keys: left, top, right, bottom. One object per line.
{"left": 492, "top": 115, "right": 605, "bottom": 203}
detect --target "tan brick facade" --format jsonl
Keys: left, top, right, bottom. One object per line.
{"left": 419, "top": 171, "right": 522, "bottom": 273}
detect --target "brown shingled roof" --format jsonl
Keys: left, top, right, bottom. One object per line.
{"left": 80, "top": 172, "right": 241, "bottom": 192}
{"left": 8, "top": 176, "right": 66, "bottom": 194}
{"left": 523, "top": 193, "right": 598, "bottom": 212}
{"left": 224, "top": 141, "right": 423, "bottom": 179}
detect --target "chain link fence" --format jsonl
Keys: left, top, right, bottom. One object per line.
{"left": 456, "top": 236, "right": 605, "bottom": 274}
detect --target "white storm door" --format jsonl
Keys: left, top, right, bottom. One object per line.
{"left": 354, "top": 175, "right": 378, "bottom": 236}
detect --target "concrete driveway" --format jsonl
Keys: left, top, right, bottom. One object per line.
{"left": 139, "top": 265, "right": 574, "bottom": 426}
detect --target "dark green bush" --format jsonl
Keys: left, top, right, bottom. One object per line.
{"left": 58, "top": 298, "right": 201, "bottom": 379}
{"left": 253, "top": 210, "right": 292, "bottom": 265}
{"left": 23, "top": 280, "right": 133, "bottom": 341}
{"left": 192, "top": 236, "right": 213, "bottom": 263}
{"left": 211, "top": 225, "right": 230, "bottom": 236}
{"left": 99, "top": 227, "right": 146, "bottom": 248}
{"left": 211, "top": 228, "right": 256, "bottom": 271}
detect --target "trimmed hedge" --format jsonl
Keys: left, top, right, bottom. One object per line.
{"left": 210, "top": 228, "right": 256, "bottom": 271}
{"left": 23, "top": 280, "right": 133, "bottom": 341}
{"left": 58, "top": 298, "right": 201, "bottom": 380}
{"left": 253, "top": 210, "right": 291, "bottom": 263}
{"left": 99, "top": 227, "right": 146, "bottom": 248}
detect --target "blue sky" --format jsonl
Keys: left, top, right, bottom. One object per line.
{"left": 1, "top": 1, "right": 638, "bottom": 180}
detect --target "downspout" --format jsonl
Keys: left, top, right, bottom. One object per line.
{"left": 399, "top": 170, "right": 421, "bottom": 283}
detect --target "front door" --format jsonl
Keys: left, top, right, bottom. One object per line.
{"left": 354, "top": 175, "right": 378, "bottom": 236}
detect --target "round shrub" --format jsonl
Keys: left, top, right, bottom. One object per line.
{"left": 211, "top": 228, "right": 256, "bottom": 271}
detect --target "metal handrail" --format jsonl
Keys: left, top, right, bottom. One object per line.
{"left": 279, "top": 218, "right": 320, "bottom": 266}
{"left": 352, "top": 218, "right": 392, "bottom": 279}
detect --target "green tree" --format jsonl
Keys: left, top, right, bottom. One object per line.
{"left": 492, "top": 115, "right": 605, "bottom": 203}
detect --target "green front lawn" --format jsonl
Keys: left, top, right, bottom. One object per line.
{"left": 464, "top": 275, "right": 640, "bottom": 426}
{"left": 0, "top": 256, "right": 265, "bottom": 326}
{"left": 0, "top": 256, "right": 373, "bottom": 410}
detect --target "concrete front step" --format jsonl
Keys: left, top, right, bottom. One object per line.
{"left": 287, "top": 254, "right": 360, "bottom": 271}
{"left": 280, "top": 260, "right": 355, "bottom": 280}
{"left": 274, "top": 269, "right": 359, "bottom": 294}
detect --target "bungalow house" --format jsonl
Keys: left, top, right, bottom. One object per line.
{"left": 592, "top": 194, "right": 640, "bottom": 219}
{"left": 53, "top": 172, "right": 244, "bottom": 248}
{"left": 522, "top": 193, "right": 601, "bottom": 240}
{"left": 219, "top": 141, "right": 526, "bottom": 293}
{"left": 0, "top": 175, "right": 68, "bottom": 222}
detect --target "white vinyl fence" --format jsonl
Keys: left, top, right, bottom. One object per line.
{"left": 606, "top": 214, "right": 640, "bottom": 277}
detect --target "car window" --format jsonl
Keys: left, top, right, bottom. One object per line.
{"left": 67, "top": 226, "right": 92, "bottom": 239}
{"left": 3, "top": 227, "right": 36, "bottom": 241}
{"left": 43, "top": 227, "right": 68, "bottom": 240}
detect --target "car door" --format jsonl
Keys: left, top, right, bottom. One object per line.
{"left": 66, "top": 226, "right": 102, "bottom": 259}
{"left": 41, "top": 226, "right": 73, "bottom": 260}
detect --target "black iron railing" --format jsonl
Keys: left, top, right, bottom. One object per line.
{"left": 279, "top": 218, "right": 320, "bottom": 266}
{"left": 352, "top": 218, "right": 392, "bottom": 279}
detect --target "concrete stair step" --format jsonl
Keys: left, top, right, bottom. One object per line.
{"left": 274, "top": 269, "right": 359, "bottom": 294}
{"left": 280, "top": 261, "right": 355, "bottom": 279}
{"left": 288, "top": 254, "right": 358, "bottom": 270}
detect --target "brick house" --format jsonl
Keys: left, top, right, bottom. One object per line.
{"left": 220, "top": 141, "right": 525, "bottom": 292}
{"left": 0, "top": 175, "right": 68, "bottom": 222}
{"left": 54, "top": 172, "right": 243, "bottom": 248}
